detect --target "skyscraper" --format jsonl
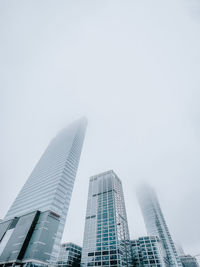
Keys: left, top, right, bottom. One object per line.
{"left": 137, "top": 185, "right": 182, "bottom": 267}
{"left": 1, "top": 118, "right": 87, "bottom": 265}
{"left": 81, "top": 170, "right": 132, "bottom": 267}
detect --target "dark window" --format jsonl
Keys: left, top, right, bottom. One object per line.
{"left": 110, "top": 260, "right": 117, "bottom": 265}
{"left": 88, "top": 252, "right": 94, "bottom": 256}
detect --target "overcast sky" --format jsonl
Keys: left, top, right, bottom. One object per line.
{"left": 1, "top": 0, "right": 200, "bottom": 256}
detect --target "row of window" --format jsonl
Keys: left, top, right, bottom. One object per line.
{"left": 97, "top": 240, "right": 116, "bottom": 245}
{"left": 140, "top": 243, "right": 158, "bottom": 247}
{"left": 143, "top": 259, "right": 160, "bottom": 264}
{"left": 95, "top": 246, "right": 118, "bottom": 252}
{"left": 98, "top": 201, "right": 114, "bottom": 205}
{"left": 96, "top": 236, "right": 116, "bottom": 241}
{"left": 96, "top": 236, "right": 116, "bottom": 242}
{"left": 93, "top": 189, "right": 114, "bottom": 197}
{"left": 97, "top": 228, "right": 115, "bottom": 233}
{"left": 97, "top": 224, "right": 115, "bottom": 229}
{"left": 97, "top": 215, "right": 114, "bottom": 220}
{"left": 88, "top": 255, "right": 118, "bottom": 261}
{"left": 98, "top": 207, "right": 114, "bottom": 211}
{"left": 98, "top": 194, "right": 114, "bottom": 198}
{"left": 97, "top": 220, "right": 115, "bottom": 225}
{"left": 87, "top": 260, "right": 118, "bottom": 266}
{"left": 143, "top": 265, "right": 162, "bottom": 267}
{"left": 98, "top": 198, "right": 114, "bottom": 202}
{"left": 87, "top": 249, "right": 120, "bottom": 256}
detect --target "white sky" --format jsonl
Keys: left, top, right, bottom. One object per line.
{"left": 0, "top": 0, "right": 200, "bottom": 255}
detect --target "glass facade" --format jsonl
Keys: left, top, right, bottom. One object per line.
{"left": 131, "top": 236, "right": 166, "bottom": 267}
{"left": 57, "top": 243, "right": 82, "bottom": 267}
{"left": 0, "top": 210, "right": 60, "bottom": 267}
{"left": 138, "top": 185, "right": 182, "bottom": 267}
{"left": 23, "top": 211, "right": 60, "bottom": 263}
{"left": 81, "top": 170, "right": 132, "bottom": 267}
{"left": 4, "top": 118, "right": 87, "bottom": 264}
{"left": 180, "top": 256, "right": 199, "bottom": 267}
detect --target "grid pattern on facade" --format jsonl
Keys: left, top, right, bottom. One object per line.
{"left": 81, "top": 170, "right": 132, "bottom": 267}
{"left": 131, "top": 236, "right": 166, "bottom": 267}
{"left": 3, "top": 118, "right": 87, "bottom": 263}
{"left": 180, "top": 255, "right": 199, "bottom": 267}
{"left": 57, "top": 243, "right": 82, "bottom": 267}
{"left": 138, "top": 185, "right": 182, "bottom": 267}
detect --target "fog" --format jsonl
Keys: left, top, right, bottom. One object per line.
{"left": 0, "top": 0, "right": 200, "bottom": 255}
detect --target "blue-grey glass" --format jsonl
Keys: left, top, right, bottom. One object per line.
{"left": 180, "top": 255, "right": 199, "bottom": 267}
{"left": 138, "top": 185, "right": 182, "bottom": 267}
{"left": 131, "top": 236, "right": 166, "bottom": 267}
{"left": 4, "top": 118, "right": 87, "bottom": 264}
{"left": 57, "top": 242, "right": 82, "bottom": 267}
{"left": 81, "top": 170, "right": 132, "bottom": 267}
{"left": 24, "top": 211, "right": 60, "bottom": 262}
{"left": 0, "top": 211, "right": 39, "bottom": 262}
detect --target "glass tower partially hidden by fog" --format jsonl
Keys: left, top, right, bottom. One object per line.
{"left": 3, "top": 118, "right": 87, "bottom": 264}
{"left": 81, "top": 170, "right": 132, "bottom": 267}
{"left": 137, "top": 185, "right": 182, "bottom": 267}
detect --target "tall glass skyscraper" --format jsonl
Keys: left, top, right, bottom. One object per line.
{"left": 81, "top": 170, "right": 132, "bottom": 267}
{"left": 137, "top": 185, "right": 182, "bottom": 267}
{"left": 4, "top": 118, "right": 87, "bottom": 263}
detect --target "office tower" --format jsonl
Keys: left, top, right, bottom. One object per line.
{"left": 137, "top": 185, "right": 182, "bottom": 267}
{"left": 57, "top": 243, "right": 82, "bottom": 267}
{"left": 180, "top": 256, "right": 199, "bottom": 267}
{"left": 81, "top": 170, "right": 132, "bottom": 267}
{"left": 131, "top": 236, "right": 166, "bottom": 267}
{"left": 0, "top": 118, "right": 87, "bottom": 266}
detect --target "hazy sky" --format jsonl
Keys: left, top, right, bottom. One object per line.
{"left": 1, "top": 0, "right": 200, "bottom": 255}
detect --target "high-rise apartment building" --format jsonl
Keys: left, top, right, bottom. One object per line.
{"left": 137, "top": 185, "right": 182, "bottom": 267}
{"left": 57, "top": 243, "right": 82, "bottom": 267}
{"left": 0, "top": 118, "right": 87, "bottom": 266}
{"left": 131, "top": 236, "right": 166, "bottom": 267}
{"left": 81, "top": 170, "right": 132, "bottom": 267}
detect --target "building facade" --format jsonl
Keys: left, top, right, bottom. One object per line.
{"left": 81, "top": 170, "right": 132, "bottom": 267}
{"left": 137, "top": 185, "right": 182, "bottom": 267}
{"left": 0, "top": 118, "right": 87, "bottom": 266}
{"left": 131, "top": 236, "right": 166, "bottom": 267}
{"left": 0, "top": 210, "right": 60, "bottom": 267}
{"left": 57, "top": 243, "right": 82, "bottom": 267}
{"left": 180, "top": 256, "right": 199, "bottom": 267}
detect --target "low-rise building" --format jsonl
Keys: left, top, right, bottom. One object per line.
{"left": 180, "top": 255, "right": 199, "bottom": 267}
{"left": 0, "top": 210, "right": 60, "bottom": 267}
{"left": 57, "top": 243, "right": 82, "bottom": 267}
{"left": 131, "top": 236, "right": 166, "bottom": 267}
